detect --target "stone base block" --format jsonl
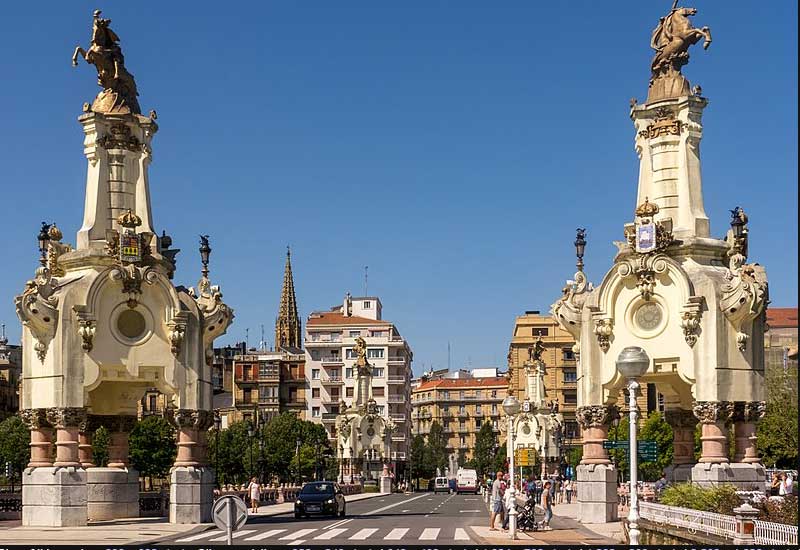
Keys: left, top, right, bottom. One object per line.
{"left": 380, "top": 476, "right": 392, "bottom": 494}
{"left": 22, "top": 467, "right": 87, "bottom": 527}
{"left": 87, "top": 467, "right": 140, "bottom": 520}
{"left": 691, "top": 462, "right": 766, "bottom": 491}
{"left": 665, "top": 464, "right": 694, "bottom": 483}
{"left": 169, "top": 466, "right": 214, "bottom": 524}
{"left": 576, "top": 464, "right": 618, "bottom": 524}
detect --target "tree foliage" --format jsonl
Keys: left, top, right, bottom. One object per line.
{"left": 638, "top": 412, "right": 674, "bottom": 481}
{"left": 757, "top": 363, "right": 799, "bottom": 468}
{"left": 0, "top": 415, "right": 29, "bottom": 478}
{"left": 129, "top": 416, "right": 176, "bottom": 480}
{"left": 472, "top": 422, "right": 496, "bottom": 478}
{"left": 92, "top": 426, "right": 110, "bottom": 467}
{"left": 660, "top": 482, "right": 740, "bottom": 515}
{"left": 425, "top": 421, "right": 448, "bottom": 475}
{"left": 409, "top": 434, "right": 431, "bottom": 480}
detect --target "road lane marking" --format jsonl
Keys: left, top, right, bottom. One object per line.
{"left": 313, "top": 528, "right": 348, "bottom": 540}
{"left": 325, "top": 518, "right": 352, "bottom": 530}
{"left": 460, "top": 509, "right": 481, "bottom": 512}
{"left": 176, "top": 531, "right": 218, "bottom": 542}
{"left": 279, "top": 528, "right": 317, "bottom": 540}
{"left": 349, "top": 528, "right": 378, "bottom": 540}
{"left": 401, "top": 509, "right": 410, "bottom": 512}
{"left": 454, "top": 528, "right": 470, "bottom": 540}
{"left": 419, "top": 528, "right": 440, "bottom": 540}
{"left": 385, "top": 528, "right": 409, "bottom": 540}
{"left": 209, "top": 529, "right": 255, "bottom": 542}
{"left": 364, "top": 493, "right": 429, "bottom": 516}
{"left": 465, "top": 498, "right": 479, "bottom": 501}
{"left": 243, "top": 529, "right": 287, "bottom": 541}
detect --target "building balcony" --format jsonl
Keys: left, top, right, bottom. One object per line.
{"left": 473, "top": 410, "right": 484, "bottom": 417}
{"left": 258, "top": 397, "right": 279, "bottom": 406}
{"left": 391, "top": 433, "right": 406, "bottom": 442}
{"left": 412, "top": 396, "right": 435, "bottom": 404}
{"left": 387, "top": 376, "right": 406, "bottom": 384}
{"left": 390, "top": 414, "right": 407, "bottom": 423}
{"left": 456, "top": 411, "right": 469, "bottom": 418}
{"left": 306, "top": 340, "right": 342, "bottom": 347}
{"left": 321, "top": 376, "right": 343, "bottom": 385}
{"left": 387, "top": 357, "right": 407, "bottom": 364}
{"left": 320, "top": 396, "right": 341, "bottom": 405}
{"left": 284, "top": 377, "right": 305, "bottom": 385}
{"left": 387, "top": 395, "right": 405, "bottom": 404}
{"left": 321, "top": 413, "right": 338, "bottom": 424}
{"left": 321, "top": 357, "right": 344, "bottom": 366}
{"left": 283, "top": 399, "right": 305, "bottom": 408}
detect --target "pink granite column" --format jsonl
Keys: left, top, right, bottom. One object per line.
{"left": 733, "top": 401, "right": 766, "bottom": 464}
{"left": 693, "top": 401, "right": 734, "bottom": 464}
{"left": 665, "top": 410, "right": 697, "bottom": 466}
{"left": 21, "top": 409, "right": 53, "bottom": 468}
{"left": 47, "top": 407, "right": 87, "bottom": 468}
{"left": 576, "top": 405, "right": 620, "bottom": 465}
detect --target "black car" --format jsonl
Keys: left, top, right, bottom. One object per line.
{"left": 294, "top": 482, "right": 346, "bottom": 519}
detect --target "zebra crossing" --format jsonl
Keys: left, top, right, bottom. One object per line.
{"left": 176, "top": 525, "right": 473, "bottom": 543}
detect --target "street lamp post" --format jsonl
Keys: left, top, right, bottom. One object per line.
{"left": 295, "top": 436, "right": 302, "bottom": 487}
{"left": 247, "top": 422, "right": 255, "bottom": 481}
{"left": 213, "top": 413, "right": 222, "bottom": 487}
{"left": 616, "top": 346, "right": 650, "bottom": 546}
{"left": 502, "top": 395, "right": 521, "bottom": 540}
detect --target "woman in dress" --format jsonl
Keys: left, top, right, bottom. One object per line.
{"left": 247, "top": 476, "right": 261, "bottom": 513}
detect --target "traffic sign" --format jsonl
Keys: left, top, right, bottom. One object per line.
{"left": 212, "top": 495, "right": 248, "bottom": 545}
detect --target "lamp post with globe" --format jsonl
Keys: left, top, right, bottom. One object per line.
{"left": 502, "top": 395, "right": 521, "bottom": 540}
{"left": 616, "top": 346, "right": 650, "bottom": 546}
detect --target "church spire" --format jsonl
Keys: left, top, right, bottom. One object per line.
{"left": 276, "top": 246, "right": 301, "bottom": 350}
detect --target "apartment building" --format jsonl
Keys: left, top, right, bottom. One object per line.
{"left": 305, "top": 295, "right": 413, "bottom": 471}
{"left": 411, "top": 372, "right": 507, "bottom": 460}
{"left": 0, "top": 330, "right": 21, "bottom": 420}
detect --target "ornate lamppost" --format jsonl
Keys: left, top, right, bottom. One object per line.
{"left": 213, "top": 412, "right": 222, "bottom": 487}
{"left": 616, "top": 347, "right": 650, "bottom": 546}
{"left": 295, "top": 436, "right": 302, "bottom": 487}
{"left": 37, "top": 222, "right": 51, "bottom": 266}
{"left": 247, "top": 422, "right": 255, "bottom": 481}
{"left": 502, "top": 395, "right": 521, "bottom": 540}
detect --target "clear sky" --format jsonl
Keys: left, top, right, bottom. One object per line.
{"left": 0, "top": 1, "right": 796, "bottom": 374}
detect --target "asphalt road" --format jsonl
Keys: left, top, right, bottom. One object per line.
{"left": 168, "top": 492, "right": 489, "bottom": 544}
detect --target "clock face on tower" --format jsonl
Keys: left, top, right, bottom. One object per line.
{"left": 635, "top": 302, "right": 663, "bottom": 331}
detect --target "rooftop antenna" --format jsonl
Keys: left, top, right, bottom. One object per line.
{"left": 447, "top": 341, "right": 451, "bottom": 372}
{"left": 245, "top": 328, "right": 249, "bottom": 351}
{"left": 259, "top": 324, "right": 266, "bottom": 351}
{"left": 364, "top": 265, "right": 368, "bottom": 296}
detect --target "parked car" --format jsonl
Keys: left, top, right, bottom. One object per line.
{"left": 433, "top": 477, "right": 449, "bottom": 493}
{"left": 294, "top": 481, "right": 346, "bottom": 519}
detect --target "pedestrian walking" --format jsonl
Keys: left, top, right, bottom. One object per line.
{"left": 541, "top": 480, "right": 553, "bottom": 530}
{"left": 564, "top": 479, "right": 573, "bottom": 504}
{"left": 488, "top": 471, "right": 505, "bottom": 531}
{"left": 247, "top": 477, "right": 261, "bottom": 514}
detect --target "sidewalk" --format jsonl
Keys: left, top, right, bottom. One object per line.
{"left": 473, "top": 496, "right": 624, "bottom": 545}
{"left": 0, "top": 492, "right": 385, "bottom": 544}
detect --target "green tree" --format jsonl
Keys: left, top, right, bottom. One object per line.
{"left": 92, "top": 426, "right": 110, "bottom": 467}
{"left": 129, "top": 416, "right": 177, "bottom": 486}
{"left": 758, "top": 362, "right": 799, "bottom": 468}
{"left": 639, "top": 412, "right": 674, "bottom": 481}
{"left": 491, "top": 444, "right": 506, "bottom": 473}
{"left": 607, "top": 417, "right": 629, "bottom": 480}
{"left": 426, "top": 421, "right": 448, "bottom": 474}
{"left": 0, "top": 415, "right": 29, "bottom": 480}
{"left": 209, "top": 421, "right": 253, "bottom": 485}
{"left": 409, "top": 434, "right": 430, "bottom": 481}
{"left": 472, "top": 422, "right": 496, "bottom": 478}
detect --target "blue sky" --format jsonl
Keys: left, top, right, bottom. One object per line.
{"left": 0, "top": 1, "right": 796, "bottom": 373}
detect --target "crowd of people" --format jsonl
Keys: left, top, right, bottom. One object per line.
{"left": 487, "top": 470, "right": 576, "bottom": 532}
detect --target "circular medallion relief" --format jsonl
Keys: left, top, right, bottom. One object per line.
{"left": 522, "top": 423, "right": 531, "bottom": 435}
{"left": 366, "top": 427, "right": 375, "bottom": 437}
{"left": 117, "top": 309, "right": 146, "bottom": 339}
{"left": 635, "top": 302, "right": 663, "bottom": 331}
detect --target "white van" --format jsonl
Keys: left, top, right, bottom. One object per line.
{"left": 456, "top": 468, "right": 478, "bottom": 495}
{"left": 433, "top": 477, "right": 449, "bottom": 493}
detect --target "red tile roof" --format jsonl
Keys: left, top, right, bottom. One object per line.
{"left": 307, "top": 312, "right": 391, "bottom": 326}
{"left": 767, "top": 308, "right": 798, "bottom": 329}
{"left": 414, "top": 377, "right": 508, "bottom": 392}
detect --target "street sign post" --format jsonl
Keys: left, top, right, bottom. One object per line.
{"left": 212, "top": 495, "right": 248, "bottom": 545}
{"left": 602, "top": 440, "right": 658, "bottom": 461}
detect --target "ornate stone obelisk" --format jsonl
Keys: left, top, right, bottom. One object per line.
{"left": 15, "top": 11, "right": 233, "bottom": 526}
{"left": 551, "top": 3, "right": 767, "bottom": 524}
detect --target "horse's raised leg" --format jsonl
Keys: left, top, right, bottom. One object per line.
{"left": 701, "top": 27, "right": 712, "bottom": 49}
{"left": 72, "top": 46, "right": 85, "bottom": 67}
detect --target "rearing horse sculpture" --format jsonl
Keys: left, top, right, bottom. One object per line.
{"left": 72, "top": 10, "right": 140, "bottom": 114}
{"left": 650, "top": 2, "right": 712, "bottom": 78}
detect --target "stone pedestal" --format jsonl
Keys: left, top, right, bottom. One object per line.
{"left": 380, "top": 476, "right": 392, "bottom": 494}
{"left": 22, "top": 467, "right": 87, "bottom": 527}
{"left": 87, "top": 467, "right": 139, "bottom": 520}
{"left": 690, "top": 462, "right": 766, "bottom": 491}
{"left": 169, "top": 466, "right": 214, "bottom": 524}
{"left": 576, "top": 463, "right": 618, "bottom": 523}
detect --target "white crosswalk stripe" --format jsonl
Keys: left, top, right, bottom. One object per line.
{"left": 175, "top": 530, "right": 218, "bottom": 542}
{"left": 419, "top": 527, "right": 440, "bottom": 540}
{"left": 454, "top": 528, "right": 470, "bottom": 540}
{"left": 349, "top": 527, "right": 378, "bottom": 540}
{"left": 209, "top": 529, "right": 255, "bottom": 542}
{"left": 314, "top": 528, "right": 349, "bottom": 540}
{"left": 279, "top": 528, "right": 317, "bottom": 540}
{"left": 243, "top": 529, "right": 287, "bottom": 541}
{"left": 385, "top": 528, "right": 409, "bottom": 540}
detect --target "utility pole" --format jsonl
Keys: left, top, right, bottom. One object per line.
{"left": 364, "top": 266, "right": 368, "bottom": 296}
{"left": 447, "top": 342, "right": 451, "bottom": 372}
{"left": 245, "top": 328, "right": 249, "bottom": 351}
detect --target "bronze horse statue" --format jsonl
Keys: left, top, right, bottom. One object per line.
{"left": 650, "top": 2, "right": 712, "bottom": 77}
{"left": 72, "top": 10, "right": 140, "bottom": 114}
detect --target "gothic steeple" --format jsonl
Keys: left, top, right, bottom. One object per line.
{"left": 275, "top": 246, "right": 301, "bottom": 350}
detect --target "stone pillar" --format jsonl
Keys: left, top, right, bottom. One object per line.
{"left": 21, "top": 407, "right": 88, "bottom": 527}
{"left": 168, "top": 409, "right": 215, "bottom": 524}
{"left": 733, "top": 401, "right": 765, "bottom": 464}
{"left": 21, "top": 409, "right": 53, "bottom": 468}
{"left": 664, "top": 410, "right": 696, "bottom": 482}
{"left": 77, "top": 425, "right": 95, "bottom": 469}
{"left": 693, "top": 401, "right": 733, "bottom": 464}
{"left": 575, "top": 405, "right": 619, "bottom": 524}
{"left": 86, "top": 415, "right": 139, "bottom": 521}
